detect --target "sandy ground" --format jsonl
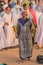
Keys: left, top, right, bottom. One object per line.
{"left": 0, "top": 47, "right": 43, "bottom": 65}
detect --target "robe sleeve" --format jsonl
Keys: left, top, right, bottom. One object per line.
{"left": 17, "top": 20, "right": 20, "bottom": 38}
{"left": 30, "top": 19, "right": 35, "bottom": 37}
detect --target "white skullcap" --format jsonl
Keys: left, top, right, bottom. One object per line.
{"left": 3, "top": 4, "right": 8, "bottom": 10}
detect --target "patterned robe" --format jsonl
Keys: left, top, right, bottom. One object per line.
{"left": 17, "top": 18, "right": 33, "bottom": 59}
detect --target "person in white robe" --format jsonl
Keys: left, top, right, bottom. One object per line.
{"left": 35, "top": 5, "right": 42, "bottom": 43}
{"left": 3, "top": 4, "right": 15, "bottom": 48}
{"left": 12, "top": 0, "right": 22, "bottom": 46}
{"left": 0, "top": 4, "right": 8, "bottom": 17}
{"left": 37, "top": 9, "right": 43, "bottom": 48}
{"left": 0, "top": 16, "right": 5, "bottom": 50}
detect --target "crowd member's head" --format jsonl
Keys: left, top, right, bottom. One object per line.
{"left": 16, "top": 0, "right": 21, "bottom": 10}
{"left": 3, "top": 4, "right": 8, "bottom": 12}
{"left": 38, "top": 0, "right": 43, "bottom": 3}
{"left": 35, "top": 0, "right": 39, "bottom": 5}
{"left": 17, "top": 0, "right": 21, "bottom": 6}
{"left": 22, "top": 11, "right": 28, "bottom": 20}
{"left": 23, "top": 4, "right": 28, "bottom": 11}
{"left": 5, "top": 5, "right": 11, "bottom": 14}
{"left": 37, "top": 5, "right": 41, "bottom": 12}
{"left": 38, "top": 0, "right": 43, "bottom": 6}
{"left": 29, "top": 2, "right": 33, "bottom": 8}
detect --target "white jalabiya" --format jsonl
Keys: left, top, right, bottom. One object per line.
{"left": 37, "top": 14, "right": 43, "bottom": 48}
{"left": 0, "top": 16, "right": 5, "bottom": 50}
{"left": 35, "top": 11, "right": 42, "bottom": 43}
{"left": 12, "top": 6, "right": 22, "bottom": 46}
{"left": 3, "top": 12, "right": 16, "bottom": 48}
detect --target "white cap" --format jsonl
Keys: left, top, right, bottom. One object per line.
{"left": 3, "top": 4, "right": 8, "bottom": 10}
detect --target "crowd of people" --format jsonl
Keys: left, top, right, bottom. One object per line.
{"left": 0, "top": 0, "right": 43, "bottom": 60}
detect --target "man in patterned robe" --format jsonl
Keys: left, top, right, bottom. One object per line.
{"left": 17, "top": 11, "right": 34, "bottom": 60}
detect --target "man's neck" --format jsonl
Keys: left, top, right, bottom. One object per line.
{"left": 22, "top": 17, "right": 27, "bottom": 21}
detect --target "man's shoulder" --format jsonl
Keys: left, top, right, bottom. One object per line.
{"left": 26, "top": 18, "right": 30, "bottom": 22}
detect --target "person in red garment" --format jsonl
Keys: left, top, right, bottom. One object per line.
{"left": 29, "top": 2, "right": 37, "bottom": 44}
{"left": 29, "top": 2, "right": 37, "bottom": 27}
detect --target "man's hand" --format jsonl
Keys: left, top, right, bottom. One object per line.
{"left": 12, "top": 26, "right": 17, "bottom": 32}
{"left": 4, "top": 22, "right": 9, "bottom": 26}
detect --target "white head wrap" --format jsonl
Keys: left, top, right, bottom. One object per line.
{"left": 3, "top": 4, "right": 8, "bottom": 10}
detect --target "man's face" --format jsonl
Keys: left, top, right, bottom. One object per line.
{"left": 24, "top": 5, "right": 28, "bottom": 10}
{"left": 17, "top": 1, "right": 20, "bottom": 5}
{"left": 22, "top": 12, "right": 27, "bottom": 19}
{"left": 30, "top": 3, "right": 33, "bottom": 8}
{"left": 7, "top": 7, "right": 11, "bottom": 13}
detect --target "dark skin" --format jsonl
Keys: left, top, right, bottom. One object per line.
{"left": 22, "top": 11, "right": 27, "bottom": 21}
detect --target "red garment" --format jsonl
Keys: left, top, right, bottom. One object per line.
{"left": 29, "top": 8, "right": 37, "bottom": 26}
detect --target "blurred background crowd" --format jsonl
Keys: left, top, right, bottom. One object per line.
{"left": 0, "top": 0, "right": 43, "bottom": 51}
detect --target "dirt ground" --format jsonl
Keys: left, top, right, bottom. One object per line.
{"left": 0, "top": 46, "right": 43, "bottom": 65}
